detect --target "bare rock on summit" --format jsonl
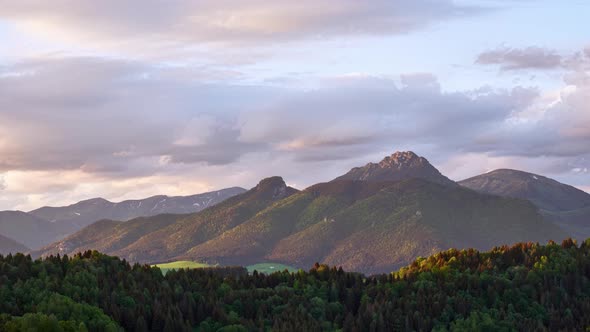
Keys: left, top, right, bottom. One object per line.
{"left": 334, "top": 151, "right": 456, "bottom": 187}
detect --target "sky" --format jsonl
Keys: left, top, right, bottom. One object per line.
{"left": 0, "top": 0, "right": 589, "bottom": 210}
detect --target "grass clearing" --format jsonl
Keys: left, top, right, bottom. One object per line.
{"left": 152, "top": 260, "right": 299, "bottom": 275}
{"left": 152, "top": 261, "right": 212, "bottom": 274}
{"left": 246, "top": 263, "right": 298, "bottom": 274}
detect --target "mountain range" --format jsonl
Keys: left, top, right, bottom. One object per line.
{"left": 34, "top": 151, "right": 574, "bottom": 274}
{"left": 0, "top": 187, "right": 246, "bottom": 251}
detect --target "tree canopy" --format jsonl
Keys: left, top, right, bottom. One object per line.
{"left": 2, "top": 239, "right": 590, "bottom": 331}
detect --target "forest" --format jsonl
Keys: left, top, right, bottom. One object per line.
{"left": 1, "top": 238, "right": 590, "bottom": 331}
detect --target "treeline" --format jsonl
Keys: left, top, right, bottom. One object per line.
{"left": 2, "top": 239, "right": 590, "bottom": 331}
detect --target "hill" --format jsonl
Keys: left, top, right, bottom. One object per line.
{"left": 460, "top": 169, "right": 590, "bottom": 239}
{"left": 0, "top": 233, "right": 30, "bottom": 255}
{"left": 4, "top": 240, "right": 590, "bottom": 330}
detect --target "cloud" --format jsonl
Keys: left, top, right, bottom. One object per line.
{"left": 0, "top": 0, "right": 480, "bottom": 53}
{"left": 238, "top": 74, "right": 542, "bottom": 164}
{"left": 1, "top": 55, "right": 586, "bottom": 172}
{"left": 0, "top": 52, "right": 589, "bottom": 210}
{"left": 0, "top": 56, "right": 269, "bottom": 176}
{"left": 476, "top": 46, "right": 563, "bottom": 70}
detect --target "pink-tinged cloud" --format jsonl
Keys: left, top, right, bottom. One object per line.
{"left": 0, "top": 47, "right": 589, "bottom": 210}
{"left": 476, "top": 46, "right": 563, "bottom": 71}
{"left": 0, "top": 0, "right": 480, "bottom": 48}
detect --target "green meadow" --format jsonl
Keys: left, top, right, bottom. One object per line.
{"left": 152, "top": 261, "right": 213, "bottom": 274}
{"left": 152, "top": 260, "right": 298, "bottom": 275}
{"left": 246, "top": 262, "right": 299, "bottom": 274}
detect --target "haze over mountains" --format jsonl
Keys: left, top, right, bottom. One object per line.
{"left": 0, "top": 234, "right": 29, "bottom": 255}
{"left": 35, "top": 151, "right": 573, "bottom": 274}
{"left": 0, "top": 187, "right": 246, "bottom": 250}
{"left": 0, "top": 211, "right": 61, "bottom": 249}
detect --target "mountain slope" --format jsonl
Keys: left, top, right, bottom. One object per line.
{"left": 185, "top": 179, "right": 564, "bottom": 274}
{"left": 36, "top": 177, "right": 297, "bottom": 262}
{"left": 0, "top": 211, "right": 62, "bottom": 249}
{"left": 334, "top": 151, "right": 456, "bottom": 186}
{"left": 179, "top": 180, "right": 396, "bottom": 265}
{"left": 0, "top": 234, "right": 30, "bottom": 255}
{"left": 459, "top": 169, "right": 590, "bottom": 239}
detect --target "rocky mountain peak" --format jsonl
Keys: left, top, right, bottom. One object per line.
{"left": 333, "top": 151, "right": 456, "bottom": 186}
{"left": 255, "top": 176, "right": 287, "bottom": 190}
{"left": 378, "top": 151, "right": 425, "bottom": 169}
{"left": 254, "top": 176, "right": 297, "bottom": 200}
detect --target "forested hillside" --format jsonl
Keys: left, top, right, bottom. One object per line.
{"left": 3, "top": 239, "right": 590, "bottom": 331}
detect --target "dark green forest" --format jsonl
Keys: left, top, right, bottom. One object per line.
{"left": 2, "top": 239, "right": 590, "bottom": 331}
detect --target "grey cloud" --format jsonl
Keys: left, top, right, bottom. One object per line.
{"left": 476, "top": 47, "right": 563, "bottom": 70}
{"left": 465, "top": 49, "right": 590, "bottom": 167}
{"left": 237, "top": 75, "right": 542, "bottom": 165}
{"left": 0, "top": 56, "right": 270, "bottom": 176}
{"left": 166, "top": 129, "right": 264, "bottom": 166}
{"left": 0, "top": 54, "right": 588, "bottom": 192}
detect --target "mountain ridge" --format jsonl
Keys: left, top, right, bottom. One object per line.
{"left": 36, "top": 151, "right": 568, "bottom": 274}
{"left": 459, "top": 168, "right": 590, "bottom": 239}
{"left": 459, "top": 168, "right": 590, "bottom": 211}
{"left": 1, "top": 187, "right": 246, "bottom": 250}
{"left": 35, "top": 177, "right": 298, "bottom": 262}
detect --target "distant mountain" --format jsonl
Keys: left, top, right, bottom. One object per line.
{"left": 0, "top": 211, "right": 62, "bottom": 249}
{"left": 0, "top": 187, "right": 246, "bottom": 250}
{"left": 0, "top": 234, "right": 30, "bottom": 255}
{"left": 459, "top": 169, "right": 590, "bottom": 211}
{"left": 37, "top": 153, "right": 566, "bottom": 274}
{"left": 459, "top": 169, "right": 590, "bottom": 239}
{"left": 36, "top": 177, "right": 298, "bottom": 262}
{"left": 334, "top": 151, "right": 456, "bottom": 186}
{"left": 29, "top": 187, "right": 247, "bottom": 233}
